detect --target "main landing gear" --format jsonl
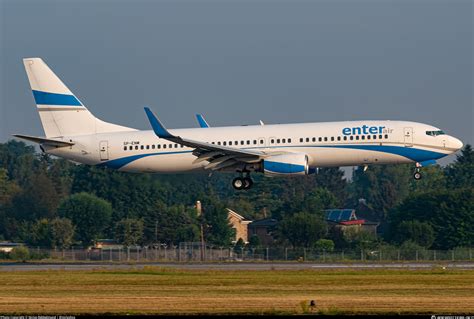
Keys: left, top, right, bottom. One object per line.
{"left": 413, "top": 163, "right": 422, "bottom": 180}
{"left": 232, "top": 175, "right": 254, "bottom": 190}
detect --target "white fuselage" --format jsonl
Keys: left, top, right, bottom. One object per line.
{"left": 45, "top": 120, "right": 461, "bottom": 173}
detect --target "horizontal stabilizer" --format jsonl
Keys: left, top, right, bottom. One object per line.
{"left": 13, "top": 134, "right": 74, "bottom": 147}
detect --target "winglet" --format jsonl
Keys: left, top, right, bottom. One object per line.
{"left": 196, "top": 114, "right": 210, "bottom": 128}
{"left": 144, "top": 107, "right": 174, "bottom": 138}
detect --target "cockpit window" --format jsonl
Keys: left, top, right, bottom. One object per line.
{"left": 426, "top": 130, "right": 445, "bottom": 136}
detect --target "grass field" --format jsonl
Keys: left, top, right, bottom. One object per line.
{"left": 0, "top": 267, "right": 473, "bottom": 315}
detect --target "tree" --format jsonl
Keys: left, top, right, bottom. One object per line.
{"left": 445, "top": 144, "right": 473, "bottom": 189}
{"left": 314, "top": 239, "right": 335, "bottom": 252}
{"left": 248, "top": 235, "right": 261, "bottom": 249}
{"left": 392, "top": 220, "right": 435, "bottom": 248}
{"left": 58, "top": 192, "right": 112, "bottom": 246}
{"left": 315, "top": 168, "right": 348, "bottom": 205}
{"left": 28, "top": 219, "right": 52, "bottom": 247}
{"left": 278, "top": 212, "right": 327, "bottom": 247}
{"left": 350, "top": 164, "right": 412, "bottom": 220}
{"left": 115, "top": 218, "right": 144, "bottom": 246}
{"left": 202, "top": 199, "right": 234, "bottom": 246}
{"left": 50, "top": 218, "right": 75, "bottom": 248}
{"left": 142, "top": 201, "right": 199, "bottom": 245}
{"left": 389, "top": 188, "right": 473, "bottom": 249}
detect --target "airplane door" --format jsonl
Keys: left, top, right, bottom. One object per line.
{"left": 404, "top": 127, "right": 413, "bottom": 147}
{"left": 99, "top": 140, "right": 109, "bottom": 161}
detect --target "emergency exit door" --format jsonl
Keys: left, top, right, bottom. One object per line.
{"left": 99, "top": 141, "right": 109, "bottom": 161}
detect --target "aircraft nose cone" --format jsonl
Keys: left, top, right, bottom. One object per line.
{"left": 451, "top": 136, "right": 463, "bottom": 150}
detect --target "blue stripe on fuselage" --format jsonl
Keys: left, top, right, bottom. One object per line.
{"left": 32, "top": 90, "right": 82, "bottom": 106}
{"left": 96, "top": 144, "right": 447, "bottom": 170}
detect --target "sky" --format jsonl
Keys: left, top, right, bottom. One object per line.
{"left": 1, "top": 0, "right": 472, "bottom": 167}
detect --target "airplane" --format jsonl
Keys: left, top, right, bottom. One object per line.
{"left": 14, "top": 58, "right": 464, "bottom": 190}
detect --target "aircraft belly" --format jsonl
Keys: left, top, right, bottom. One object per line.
{"left": 119, "top": 153, "right": 203, "bottom": 173}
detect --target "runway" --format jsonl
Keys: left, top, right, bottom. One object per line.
{"left": 1, "top": 261, "right": 473, "bottom": 271}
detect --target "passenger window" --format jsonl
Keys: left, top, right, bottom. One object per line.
{"left": 288, "top": 138, "right": 291, "bottom": 143}
{"left": 324, "top": 137, "right": 328, "bottom": 142}
{"left": 306, "top": 138, "right": 309, "bottom": 142}
{"left": 247, "top": 140, "right": 250, "bottom": 145}
{"left": 123, "top": 146, "right": 127, "bottom": 151}
{"left": 299, "top": 138, "right": 303, "bottom": 142}
{"left": 356, "top": 136, "right": 359, "bottom": 140}
{"left": 312, "top": 137, "right": 316, "bottom": 142}
{"left": 337, "top": 136, "right": 341, "bottom": 141}
{"left": 169, "top": 144, "right": 173, "bottom": 148}
{"left": 379, "top": 135, "right": 383, "bottom": 139}
{"left": 361, "top": 136, "right": 365, "bottom": 140}
{"left": 218, "top": 142, "right": 221, "bottom": 145}
{"left": 241, "top": 141, "right": 244, "bottom": 145}
{"left": 318, "top": 137, "right": 322, "bottom": 142}
{"left": 271, "top": 139, "right": 275, "bottom": 144}
{"left": 253, "top": 140, "right": 257, "bottom": 145}
{"left": 331, "top": 137, "right": 334, "bottom": 141}
{"left": 350, "top": 136, "right": 354, "bottom": 140}
{"left": 385, "top": 134, "right": 389, "bottom": 139}
{"left": 163, "top": 144, "right": 167, "bottom": 149}
{"left": 343, "top": 136, "right": 347, "bottom": 141}
{"left": 277, "top": 139, "right": 280, "bottom": 143}
{"left": 175, "top": 144, "right": 178, "bottom": 148}
{"left": 229, "top": 141, "right": 232, "bottom": 146}
{"left": 235, "top": 141, "right": 238, "bottom": 145}
{"left": 140, "top": 145, "right": 144, "bottom": 150}
{"left": 181, "top": 145, "right": 184, "bottom": 148}
{"left": 260, "top": 139, "right": 264, "bottom": 144}
{"left": 223, "top": 141, "right": 227, "bottom": 146}
{"left": 152, "top": 145, "right": 155, "bottom": 149}
{"left": 367, "top": 135, "right": 371, "bottom": 140}
{"left": 129, "top": 146, "right": 133, "bottom": 150}
{"left": 146, "top": 145, "right": 150, "bottom": 149}
{"left": 158, "top": 144, "right": 161, "bottom": 149}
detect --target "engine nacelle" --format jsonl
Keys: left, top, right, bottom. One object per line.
{"left": 263, "top": 153, "right": 309, "bottom": 176}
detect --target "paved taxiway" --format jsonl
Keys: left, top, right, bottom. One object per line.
{"left": 1, "top": 262, "right": 473, "bottom": 271}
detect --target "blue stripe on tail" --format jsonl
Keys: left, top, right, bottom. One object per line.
{"left": 32, "top": 90, "right": 82, "bottom": 106}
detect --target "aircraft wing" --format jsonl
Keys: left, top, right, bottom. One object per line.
{"left": 13, "top": 134, "right": 74, "bottom": 147}
{"left": 145, "top": 107, "right": 265, "bottom": 170}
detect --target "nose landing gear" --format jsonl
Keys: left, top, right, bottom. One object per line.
{"left": 232, "top": 175, "right": 254, "bottom": 190}
{"left": 413, "top": 163, "right": 422, "bottom": 180}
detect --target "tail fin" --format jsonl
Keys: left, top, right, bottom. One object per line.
{"left": 23, "top": 58, "right": 134, "bottom": 137}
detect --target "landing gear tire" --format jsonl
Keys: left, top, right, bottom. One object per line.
{"left": 243, "top": 177, "right": 253, "bottom": 189}
{"left": 413, "top": 172, "right": 422, "bottom": 180}
{"left": 232, "top": 177, "right": 245, "bottom": 190}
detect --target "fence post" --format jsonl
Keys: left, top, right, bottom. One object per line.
{"left": 127, "top": 247, "right": 130, "bottom": 261}
{"left": 470, "top": 249, "right": 472, "bottom": 260}
{"left": 416, "top": 250, "right": 418, "bottom": 262}
{"left": 266, "top": 247, "right": 269, "bottom": 261}
{"left": 452, "top": 250, "right": 455, "bottom": 261}
{"left": 285, "top": 248, "right": 288, "bottom": 261}
{"left": 360, "top": 249, "right": 363, "bottom": 261}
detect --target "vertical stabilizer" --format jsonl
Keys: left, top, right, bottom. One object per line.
{"left": 23, "top": 58, "right": 133, "bottom": 137}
